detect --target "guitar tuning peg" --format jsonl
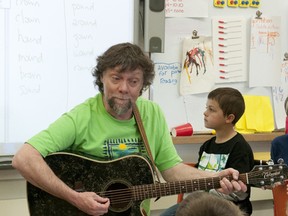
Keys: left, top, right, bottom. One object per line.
{"left": 277, "top": 158, "right": 284, "bottom": 164}
{"left": 267, "top": 159, "right": 274, "bottom": 165}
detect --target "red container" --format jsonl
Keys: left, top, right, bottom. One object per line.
{"left": 171, "top": 123, "right": 193, "bottom": 137}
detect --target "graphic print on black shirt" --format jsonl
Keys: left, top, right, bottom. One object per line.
{"left": 198, "top": 152, "right": 229, "bottom": 172}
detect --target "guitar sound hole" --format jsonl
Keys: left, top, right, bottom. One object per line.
{"left": 105, "top": 180, "right": 132, "bottom": 213}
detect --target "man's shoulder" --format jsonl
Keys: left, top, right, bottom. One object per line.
{"left": 66, "top": 95, "right": 99, "bottom": 118}
{"left": 136, "top": 97, "right": 161, "bottom": 110}
{"left": 136, "top": 97, "right": 167, "bottom": 124}
{"left": 74, "top": 95, "right": 99, "bottom": 107}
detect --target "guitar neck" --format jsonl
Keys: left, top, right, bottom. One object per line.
{"left": 132, "top": 174, "right": 247, "bottom": 200}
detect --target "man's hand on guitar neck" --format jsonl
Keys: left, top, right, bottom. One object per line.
{"left": 72, "top": 192, "right": 110, "bottom": 216}
{"left": 161, "top": 163, "right": 247, "bottom": 195}
{"left": 216, "top": 168, "right": 247, "bottom": 194}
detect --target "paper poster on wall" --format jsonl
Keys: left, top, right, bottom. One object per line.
{"left": 272, "top": 58, "right": 288, "bottom": 129}
{"left": 249, "top": 16, "right": 282, "bottom": 87}
{"left": 180, "top": 36, "right": 215, "bottom": 95}
{"left": 212, "top": 17, "right": 247, "bottom": 83}
{"left": 236, "top": 95, "right": 275, "bottom": 133}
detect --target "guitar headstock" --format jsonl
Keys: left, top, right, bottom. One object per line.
{"left": 247, "top": 163, "right": 288, "bottom": 188}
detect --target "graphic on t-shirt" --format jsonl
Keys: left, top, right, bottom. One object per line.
{"left": 198, "top": 151, "right": 229, "bottom": 172}
{"left": 104, "top": 137, "right": 146, "bottom": 159}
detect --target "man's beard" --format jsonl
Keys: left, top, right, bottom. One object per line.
{"left": 108, "top": 97, "right": 132, "bottom": 115}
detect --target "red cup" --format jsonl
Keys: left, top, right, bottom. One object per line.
{"left": 171, "top": 123, "right": 193, "bottom": 137}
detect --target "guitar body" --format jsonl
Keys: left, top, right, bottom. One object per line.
{"left": 27, "top": 152, "right": 154, "bottom": 216}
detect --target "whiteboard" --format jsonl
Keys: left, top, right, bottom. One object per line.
{"left": 151, "top": 0, "right": 288, "bottom": 132}
{"left": 0, "top": 0, "right": 134, "bottom": 155}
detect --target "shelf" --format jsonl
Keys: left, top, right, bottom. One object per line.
{"left": 0, "top": 155, "right": 13, "bottom": 170}
{"left": 172, "top": 131, "right": 285, "bottom": 144}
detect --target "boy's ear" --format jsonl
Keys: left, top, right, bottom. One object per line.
{"left": 226, "top": 114, "right": 235, "bottom": 123}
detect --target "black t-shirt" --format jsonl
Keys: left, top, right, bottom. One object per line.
{"left": 196, "top": 133, "right": 254, "bottom": 215}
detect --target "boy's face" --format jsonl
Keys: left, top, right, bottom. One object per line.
{"left": 204, "top": 99, "right": 227, "bottom": 130}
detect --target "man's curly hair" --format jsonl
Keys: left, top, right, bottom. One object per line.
{"left": 92, "top": 43, "right": 155, "bottom": 95}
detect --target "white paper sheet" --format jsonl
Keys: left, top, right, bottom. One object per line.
{"left": 249, "top": 16, "right": 282, "bottom": 87}
{"left": 272, "top": 60, "right": 288, "bottom": 129}
{"left": 180, "top": 37, "right": 215, "bottom": 95}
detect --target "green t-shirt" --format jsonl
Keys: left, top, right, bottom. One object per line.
{"left": 28, "top": 93, "right": 181, "bottom": 170}
{"left": 28, "top": 94, "right": 182, "bottom": 215}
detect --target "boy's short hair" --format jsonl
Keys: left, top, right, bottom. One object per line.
{"left": 208, "top": 87, "right": 245, "bottom": 125}
{"left": 176, "top": 191, "right": 245, "bottom": 216}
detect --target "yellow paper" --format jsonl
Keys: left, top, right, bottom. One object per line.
{"left": 235, "top": 95, "right": 275, "bottom": 133}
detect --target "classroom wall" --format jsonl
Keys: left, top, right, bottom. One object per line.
{"left": 1, "top": 0, "right": 287, "bottom": 155}
{"left": 151, "top": 0, "right": 288, "bottom": 132}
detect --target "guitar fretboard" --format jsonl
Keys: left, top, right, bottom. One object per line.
{"left": 132, "top": 174, "right": 245, "bottom": 200}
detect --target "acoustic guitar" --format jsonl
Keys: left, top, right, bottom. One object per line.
{"left": 27, "top": 152, "right": 288, "bottom": 216}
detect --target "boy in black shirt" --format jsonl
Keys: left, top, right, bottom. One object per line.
{"left": 198, "top": 87, "right": 254, "bottom": 215}
{"left": 161, "top": 87, "right": 254, "bottom": 216}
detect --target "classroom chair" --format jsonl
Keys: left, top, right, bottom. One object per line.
{"left": 176, "top": 162, "right": 196, "bottom": 203}
{"left": 270, "top": 134, "right": 288, "bottom": 216}
{"left": 272, "top": 183, "right": 288, "bottom": 216}
{"left": 253, "top": 157, "right": 287, "bottom": 216}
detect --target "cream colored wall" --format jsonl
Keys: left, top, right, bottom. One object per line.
{"left": 0, "top": 199, "right": 29, "bottom": 216}
{"left": 0, "top": 169, "right": 29, "bottom": 216}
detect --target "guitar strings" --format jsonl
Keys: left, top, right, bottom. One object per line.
{"left": 96, "top": 177, "right": 223, "bottom": 205}
{"left": 94, "top": 168, "right": 284, "bottom": 205}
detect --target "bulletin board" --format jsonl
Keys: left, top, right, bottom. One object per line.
{"left": 151, "top": 0, "right": 288, "bottom": 132}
